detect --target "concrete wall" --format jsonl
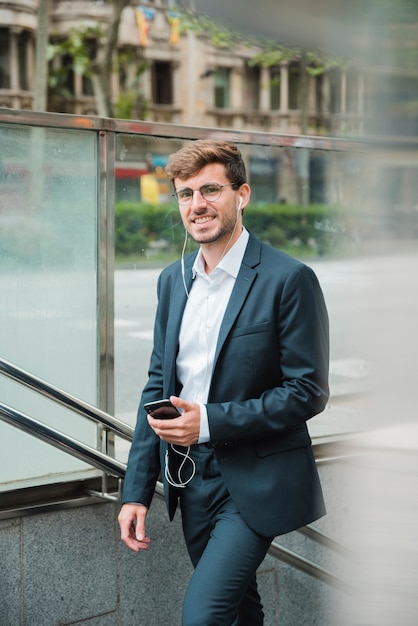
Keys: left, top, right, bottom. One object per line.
{"left": 0, "top": 463, "right": 346, "bottom": 626}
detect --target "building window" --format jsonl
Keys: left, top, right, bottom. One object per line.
{"left": 0, "top": 28, "right": 10, "bottom": 89}
{"left": 380, "top": 74, "right": 418, "bottom": 135}
{"left": 48, "top": 48, "right": 75, "bottom": 100}
{"left": 329, "top": 68, "right": 341, "bottom": 113}
{"left": 270, "top": 66, "right": 280, "bottom": 110}
{"left": 249, "top": 156, "right": 278, "bottom": 203}
{"left": 309, "top": 153, "right": 328, "bottom": 204}
{"left": 243, "top": 64, "right": 260, "bottom": 110}
{"left": 346, "top": 69, "right": 359, "bottom": 114}
{"left": 288, "top": 61, "right": 301, "bottom": 110}
{"left": 17, "top": 31, "right": 30, "bottom": 91}
{"left": 152, "top": 61, "right": 173, "bottom": 104}
{"left": 81, "top": 74, "right": 94, "bottom": 97}
{"left": 214, "top": 67, "right": 230, "bottom": 108}
{"left": 61, "top": 53, "right": 75, "bottom": 95}
{"left": 81, "top": 38, "right": 97, "bottom": 96}
{"left": 315, "top": 74, "right": 324, "bottom": 114}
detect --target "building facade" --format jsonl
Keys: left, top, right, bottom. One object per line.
{"left": 0, "top": 0, "right": 366, "bottom": 138}
{"left": 1, "top": 0, "right": 418, "bottom": 223}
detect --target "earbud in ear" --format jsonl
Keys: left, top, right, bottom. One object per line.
{"left": 237, "top": 197, "right": 243, "bottom": 212}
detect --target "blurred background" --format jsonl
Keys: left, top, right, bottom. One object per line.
{"left": 1, "top": 1, "right": 417, "bottom": 624}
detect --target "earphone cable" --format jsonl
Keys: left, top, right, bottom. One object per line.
{"left": 164, "top": 444, "right": 196, "bottom": 488}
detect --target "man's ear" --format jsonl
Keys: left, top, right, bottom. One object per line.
{"left": 239, "top": 183, "right": 251, "bottom": 211}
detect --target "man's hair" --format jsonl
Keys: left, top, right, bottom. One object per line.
{"left": 165, "top": 139, "right": 247, "bottom": 185}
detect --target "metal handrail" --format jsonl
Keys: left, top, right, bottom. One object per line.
{"left": 298, "top": 524, "right": 352, "bottom": 558}
{"left": 0, "top": 357, "right": 133, "bottom": 441}
{"left": 268, "top": 541, "right": 347, "bottom": 591}
{"left": 0, "top": 401, "right": 125, "bottom": 478}
{"left": 0, "top": 357, "right": 349, "bottom": 591}
{"left": 0, "top": 399, "right": 348, "bottom": 591}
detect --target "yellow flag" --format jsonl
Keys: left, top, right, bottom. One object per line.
{"left": 168, "top": 15, "right": 180, "bottom": 47}
{"left": 135, "top": 9, "right": 149, "bottom": 47}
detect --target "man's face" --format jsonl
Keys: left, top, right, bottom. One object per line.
{"left": 174, "top": 163, "right": 243, "bottom": 247}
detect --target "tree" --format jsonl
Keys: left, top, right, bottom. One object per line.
{"left": 48, "top": 0, "right": 132, "bottom": 118}
{"left": 94, "top": 0, "right": 132, "bottom": 117}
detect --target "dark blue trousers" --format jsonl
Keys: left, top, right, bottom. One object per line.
{"left": 178, "top": 445, "right": 273, "bottom": 626}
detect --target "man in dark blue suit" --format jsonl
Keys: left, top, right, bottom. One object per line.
{"left": 118, "top": 140, "right": 329, "bottom": 625}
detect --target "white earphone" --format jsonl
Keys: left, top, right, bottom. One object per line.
{"left": 237, "top": 197, "right": 243, "bottom": 212}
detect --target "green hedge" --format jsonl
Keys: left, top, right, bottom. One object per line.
{"left": 115, "top": 203, "right": 185, "bottom": 257}
{"left": 115, "top": 201, "right": 351, "bottom": 260}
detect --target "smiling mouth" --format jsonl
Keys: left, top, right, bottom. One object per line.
{"left": 193, "top": 216, "right": 214, "bottom": 225}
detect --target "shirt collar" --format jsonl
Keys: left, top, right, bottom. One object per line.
{"left": 192, "top": 228, "right": 249, "bottom": 279}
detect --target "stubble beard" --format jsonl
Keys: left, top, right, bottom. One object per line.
{"left": 188, "top": 213, "right": 238, "bottom": 246}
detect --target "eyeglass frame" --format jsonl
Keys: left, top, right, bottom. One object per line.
{"left": 172, "top": 182, "right": 241, "bottom": 206}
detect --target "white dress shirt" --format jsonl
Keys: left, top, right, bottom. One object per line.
{"left": 176, "top": 228, "right": 249, "bottom": 443}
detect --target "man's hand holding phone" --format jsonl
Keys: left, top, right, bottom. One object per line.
{"left": 145, "top": 396, "right": 201, "bottom": 447}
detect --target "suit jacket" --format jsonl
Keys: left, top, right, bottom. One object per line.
{"left": 122, "top": 232, "right": 329, "bottom": 537}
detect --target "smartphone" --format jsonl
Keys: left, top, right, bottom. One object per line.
{"left": 144, "top": 399, "right": 181, "bottom": 419}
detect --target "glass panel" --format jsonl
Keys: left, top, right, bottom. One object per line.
{"left": 114, "top": 134, "right": 188, "bottom": 459}
{"left": 113, "top": 134, "right": 378, "bottom": 461}
{"left": 0, "top": 124, "right": 99, "bottom": 490}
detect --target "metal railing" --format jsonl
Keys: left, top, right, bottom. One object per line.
{"left": 0, "top": 356, "right": 349, "bottom": 591}
{"left": 0, "top": 400, "right": 125, "bottom": 479}
{"left": 0, "top": 358, "right": 133, "bottom": 443}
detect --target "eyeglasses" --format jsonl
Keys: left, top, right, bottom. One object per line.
{"left": 173, "top": 182, "right": 238, "bottom": 206}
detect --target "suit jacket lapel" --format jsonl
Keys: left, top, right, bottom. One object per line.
{"left": 213, "top": 233, "right": 261, "bottom": 367}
